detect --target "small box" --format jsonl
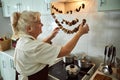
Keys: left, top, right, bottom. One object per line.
{"left": 0, "top": 39, "right": 11, "bottom": 51}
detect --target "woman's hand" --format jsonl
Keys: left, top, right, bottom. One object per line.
{"left": 50, "top": 27, "right": 60, "bottom": 38}
{"left": 42, "top": 27, "right": 59, "bottom": 44}
{"left": 78, "top": 23, "right": 89, "bottom": 35}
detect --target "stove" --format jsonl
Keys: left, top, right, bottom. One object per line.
{"left": 48, "top": 60, "right": 95, "bottom": 80}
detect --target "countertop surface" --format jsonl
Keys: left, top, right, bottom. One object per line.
{"left": 90, "top": 63, "right": 118, "bottom": 80}
{"left": 0, "top": 48, "right": 15, "bottom": 57}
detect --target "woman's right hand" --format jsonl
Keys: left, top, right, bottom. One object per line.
{"left": 78, "top": 23, "right": 89, "bottom": 35}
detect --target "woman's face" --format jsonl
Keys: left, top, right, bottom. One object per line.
{"left": 34, "top": 20, "right": 43, "bottom": 34}
{"left": 28, "top": 19, "right": 43, "bottom": 38}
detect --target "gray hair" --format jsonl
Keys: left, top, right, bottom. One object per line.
{"left": 11, "top": 11, "right": 41, "bottom": 39}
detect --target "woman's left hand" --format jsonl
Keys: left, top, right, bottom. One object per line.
{"left": 42, "top": 27, "right": 60, "bottom": 44}
{"left": 51, "top": 27, "right": 60, "bottom": 38}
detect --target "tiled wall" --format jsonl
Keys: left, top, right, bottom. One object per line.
{"left": 38, "top": 0, "right": 120, "bottom": 65}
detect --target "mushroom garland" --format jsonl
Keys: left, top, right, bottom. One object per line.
{"left": 51, "top": 3, "right": 85, "bottom": 14}
{"left": 61, "top": 18, "right": 79, "bottom": 26}
{"left": 51, "top": 5, "right": 63, "bottom": 13}
{"left": 51, "top": 13, "right": 86, "bottom": 34}
{"left": 51, "top": 3, "right": 86, "bottom": 34}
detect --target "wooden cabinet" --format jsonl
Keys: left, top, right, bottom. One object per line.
{"left": 97, "top": 0, "right": 120, "bottom": 11}
{"left": 0, "top": 50, "right": 15, "bottom": 80}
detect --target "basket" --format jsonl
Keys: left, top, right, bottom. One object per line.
{"left": 0, "top": 39, "right": 11, "bottom": 51}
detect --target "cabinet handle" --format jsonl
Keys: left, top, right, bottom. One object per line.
{"left": 17, "top": 3, "right": 22, "bottom": 12}
{"left": 10, "top": 59, "right": 12, "bottom": 68}
{"left": 100, "top": 0, "right": 104, "bottom": 6}
{"left": 7, "top": 5, "right": 10, "bottom": 15}
{"left": 2, "top": 60, "right": 6, "bottom": 68}
{"left": 10, "top": 59, "right": 15, "bottom": 69}
{"left": 47, "top": 3, "right": 50, "bottom": 10}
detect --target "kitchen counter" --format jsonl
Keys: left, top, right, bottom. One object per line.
{"left": 0, "top": 48, "right": 15, "bottom": 57}
{"left": 90, "top": 63, "right": 118, "bottom": 80}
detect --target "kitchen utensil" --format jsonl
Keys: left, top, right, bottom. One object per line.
{"left": 102, "top": 64, "right": 113, "bottom": 75}
{"left": 102, "top": 65, "right": 110, "bottom": 75}
{"left": 108, "top": 46, "right": 113, "bottom": 74}
{"left": 110, "top": 46, "right": 116, "bottom": 67}
{"left": 112, "top": 47, "right": 116, "bottom": 67}
{"left": 102, "top": 45, "right": 113, "bottom": 75}
{"left": 107, "top": 46, "right": 112, "bottom": 65}
{"left": 110, "top": 46, "right": 114, "bottom": 65}
{"left": 103, "top": 46, "right": 108, "bottom": 65}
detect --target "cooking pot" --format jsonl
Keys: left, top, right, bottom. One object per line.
{"left": 79, "top": 57, "right": 92, "bottom": 68}
{"left": 65, "top": 64, "right": 80, "bottom": 79}
{"left": 63, "top": 56, "right": 74, "bottom": 66}
{"left": 65, "top": 64, "right": 90, "bottom": 80}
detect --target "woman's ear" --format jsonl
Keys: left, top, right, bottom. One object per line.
{"left": 26, "top": 26, "right": 32, "bottom": 33}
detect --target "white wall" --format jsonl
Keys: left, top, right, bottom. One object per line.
{"left": 0, "top": 8, "right": 12, "bottom": 37}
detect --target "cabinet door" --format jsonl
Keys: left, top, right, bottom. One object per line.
{"left": 2, "top": 2, "right": 11, "bottom": 17}
{"left": 0, "top": 54, "right": 2, "bottom": 78}
{"left": 0, "top": 53, "right": 9, "bottom": 80}
{"left": 97, "top": 0, "right": 120, "bottom": 11}
{"left": 1, "top": 0, "right": 20, "bottom": 17}
{"left": 8, "top": 57, "right": 16, "bottom": 80}
{"left": 32, "top": 0, "right": 51, "bottom": 15}
{"left": 0, "top": 53, "right": 15, "bottom": 80}
{"left": 20, "top": 0, "right": 33, "bottom": 11}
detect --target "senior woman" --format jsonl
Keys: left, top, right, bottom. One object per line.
{"left": 11, "top": 11, "right": 89, "bottom": 80}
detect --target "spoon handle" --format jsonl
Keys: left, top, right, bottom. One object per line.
{"left": 104, "top": 46, "right": 107, "bottom": 55}
{"left": 104, "top": 46, "right": 108, "bottom": 65}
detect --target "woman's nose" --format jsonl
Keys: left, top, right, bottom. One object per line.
{"left": 41, "top": 23, "right": 43, "bottom": 26}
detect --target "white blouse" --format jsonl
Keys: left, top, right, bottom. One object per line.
{"left": 14, "top": 34, "right": 61, "bottom": 80}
